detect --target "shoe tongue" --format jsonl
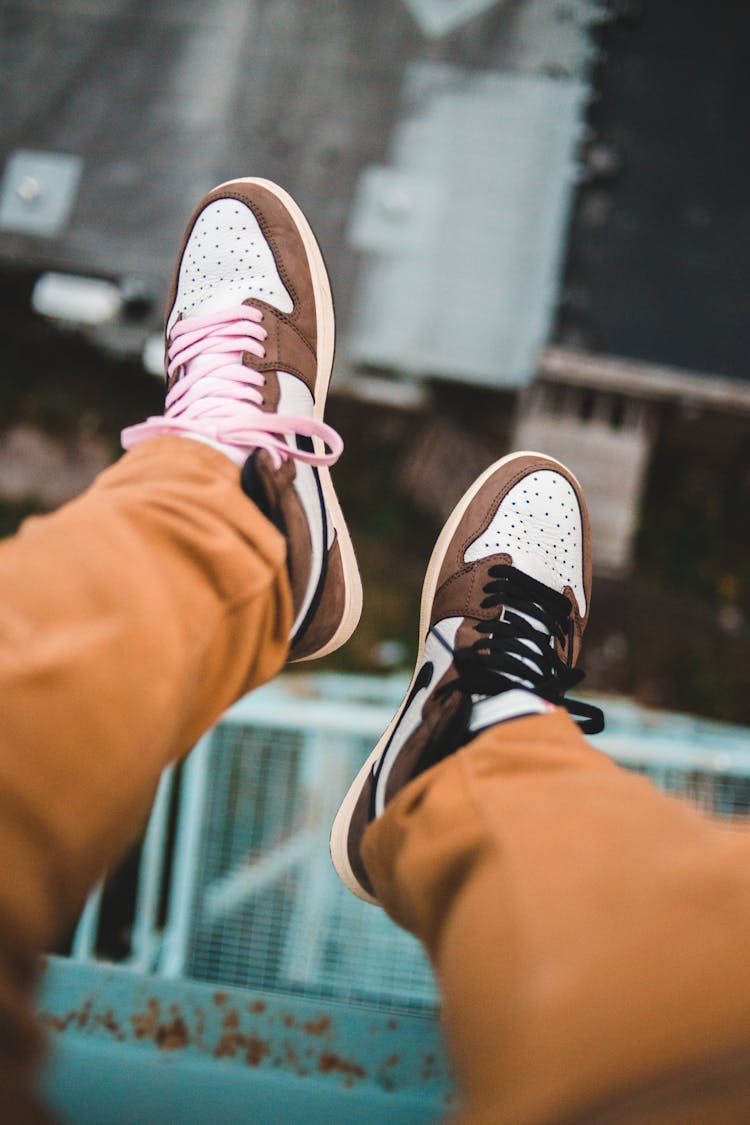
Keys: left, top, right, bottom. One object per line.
{"left": 504, "top": 603, "right": 550, "bottom": 670}
{"left": 469, "top": 689, "right": 553, "bottom": 731}
{"left": 464, "top": 605, "right": 554, "bottom": 729}
{"left": 185, "top": 355, "right": 224, "bottom": 381}
{"left": 470, "top": 603, "right": 550, "bottom": 691}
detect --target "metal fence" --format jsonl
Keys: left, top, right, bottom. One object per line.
{"left": 62, "top": 676, "right": 750, "bottom": 1017}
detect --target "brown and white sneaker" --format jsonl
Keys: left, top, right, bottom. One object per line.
{"left": 121, "top": 177, "right": 362, "bottom": 662}
{"left": 330, "top": 451, "right": 604, "bottom": 904}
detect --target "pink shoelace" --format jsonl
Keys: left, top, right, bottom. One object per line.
{"left": 121, "top": 306, "right": 343, "bottom": 468}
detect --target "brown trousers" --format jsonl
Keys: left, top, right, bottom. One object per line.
{"left": 1, "top": 436, "right": 749, "bottom": 1122}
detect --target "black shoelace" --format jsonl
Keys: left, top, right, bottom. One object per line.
{"left": 441, "top": 564, "right": 605, "bottom": 736}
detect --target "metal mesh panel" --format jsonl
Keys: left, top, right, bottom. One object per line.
{"left": 169, "top": 689, "right": 750, "bottom": 1016}
{"left": 183, "top": 722, "right": 437, "bottom": 1013}
{"left": 63, "top": 673, "right": 750, "bottom": 1031}
{"left": 630, "top": 764, "right": 750, "bottom": 820}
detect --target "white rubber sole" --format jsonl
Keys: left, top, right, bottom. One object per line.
{"left": 329, "top": 450, "right": 581, "bottom": 904}
{"left": 215, "top": 177, "right": 363, "bottom": 660}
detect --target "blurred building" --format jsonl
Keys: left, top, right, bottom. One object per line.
{"left": 1, "top": 0, "right": 750, "bottom": 570}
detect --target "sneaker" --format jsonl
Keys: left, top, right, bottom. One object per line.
{"left": 121, "top": 178, "right": 362, "bottom": 662}
{"left": 330, "top": 451, "right": 604, "bottom": 904}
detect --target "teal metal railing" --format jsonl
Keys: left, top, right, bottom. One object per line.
{"left": 39, "top": 675, "right": 750, "bottom": 1123}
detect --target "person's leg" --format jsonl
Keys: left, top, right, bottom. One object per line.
{"left": 0, "top": 177, "right": 361, "bottom": 1118}
{"left": 365, "top": 711, "right": 750, "bottom": 1124}
{"left": 333, "top": 451, "right": 750, "bottom": 1124}
{"left": 0, "top": 437, "right": 289, "bottom": 943}
{"left": 0, "top": 437, "right": 290, "bottom": 1121}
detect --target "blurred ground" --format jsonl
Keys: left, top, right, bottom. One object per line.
{"left": 1, "top": 1, "right": 749, "bottom": 726}
{"left": 1, "top": 293, "right": 749, "bottom": 727}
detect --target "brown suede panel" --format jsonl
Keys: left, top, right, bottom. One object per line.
{"left": 381, "top": 689, "right": 463, "bottom": 808}
{"left": 453, "top": 617, "right": 484, "bottom": 654}
{"left": 290, "top": 535, "right": 344, "bottom": 657}
{"left": 282, "top": 500, "right": 314, "bottom": 625}
{"left": 429, "top": 553, "right": 511, "bottom": 629}
{"left": 211, "top": 181, "right": 317, "bottom": 351}
{"left": 347, "top": 780, "right": 376, "bottom": 898}
{"left": 250, "top": 453, "right": 349, "bottom": 661}
{"left": 353, "top": 686, "right": 464, "bottom": 898}
{"left": 289, "top": 537, "right": 345, "bottom": 661}
{"left": 258, "top": 369, "right": 280, "bottom": 412}
{"left": 247, "top": 301, "right": 317, "bottom": 394}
